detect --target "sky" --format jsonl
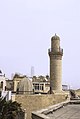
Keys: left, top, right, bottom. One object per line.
{"left": 0, "top": 0, "right": 80, "bottom": 89}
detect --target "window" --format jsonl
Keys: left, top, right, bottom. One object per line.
{"left": 35, "top": 84, "right": 39, "bottom": 90}
{"left": 1, "top": 81, "right": 3, "bottom": 88}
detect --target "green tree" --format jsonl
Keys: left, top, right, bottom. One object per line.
{"left": 0, "top": 98, "right": 23, "bottom": 119}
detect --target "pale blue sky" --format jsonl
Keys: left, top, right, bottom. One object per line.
{"left": 0, "top": 0, "right": 80, "bottom": 89}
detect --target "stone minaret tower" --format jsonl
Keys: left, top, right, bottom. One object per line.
{"left": 48, "top": 34, "right": 63, "bottom": 93}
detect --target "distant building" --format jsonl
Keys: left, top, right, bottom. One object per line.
{"left": 32, "top": 75, "right": 50, "bottom": 93}
{"left": 31, "top": 66, "right": 35, "bottom": 77}
{"left": 13, "top": 73, "right": 33, "bottom": 94}
{"left": 0, "top": 70, "right": 7, "bottom": 91}
{"left": 62, "top": 84, "right": 69, "bottom": 91}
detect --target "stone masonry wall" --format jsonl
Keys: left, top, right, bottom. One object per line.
{"left": 15, "top": 94, "right": 68, "bottom": 119}
{"left": 50, "top": 59, "right": 62, "bottom": 91}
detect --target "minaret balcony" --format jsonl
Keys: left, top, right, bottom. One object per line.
{"left": 48, "top": 48, "right": 63, "bottom": 56}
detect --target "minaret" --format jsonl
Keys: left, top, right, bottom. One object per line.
{"left": 48, "top": 34, "right": 63, "bottom": 93}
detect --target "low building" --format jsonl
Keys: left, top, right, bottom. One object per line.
{"left": 0, "top": 70, "right": 8, "bottom": 91}
{"left": 62, "top": 84, "right": 69, "bottom": 91}
{"left": 32, "top": 75, "right": 50, "bottom": 93}
{"left": 13, "top": 73, "right": 33, "bottom": 94}
{"left": 6, "top": 80, "right": 13, "bottom": 91}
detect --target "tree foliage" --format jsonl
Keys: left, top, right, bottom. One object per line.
{"left": 0, "top": 98, "right": 23, "bottom": 119}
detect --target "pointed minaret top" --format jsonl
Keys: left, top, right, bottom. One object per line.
{"left": 55, "top": 33, "right": 56, "bottom": 36}
{"left": 51, "top": 34, "right": 60, "bottom": 40}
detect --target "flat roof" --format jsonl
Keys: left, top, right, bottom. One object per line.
{"left": 47, "top": 104, "right": 80, "bottom": 119}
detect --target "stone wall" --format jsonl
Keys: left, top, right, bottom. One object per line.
{"left": 75, "top": 90, "right": 80, "bottom": 96}
{"left": 14, "top": 93, "right": 68, "bottom": 119}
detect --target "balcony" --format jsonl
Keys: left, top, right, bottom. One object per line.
{"left": 48, "top": 48, "right": 63, "bottom": 56}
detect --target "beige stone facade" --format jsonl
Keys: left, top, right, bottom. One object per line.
{"left": 13, "top": 74, "right": 24, "bottom": 92}
{"left": 50, "top": 59, "right": 62, "bottom": 91}
{"left": 13, "top": 73, "right": 33, "bottom": 94}
{"left": 14, "top": 93, "right": 68, "bottom": 119}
